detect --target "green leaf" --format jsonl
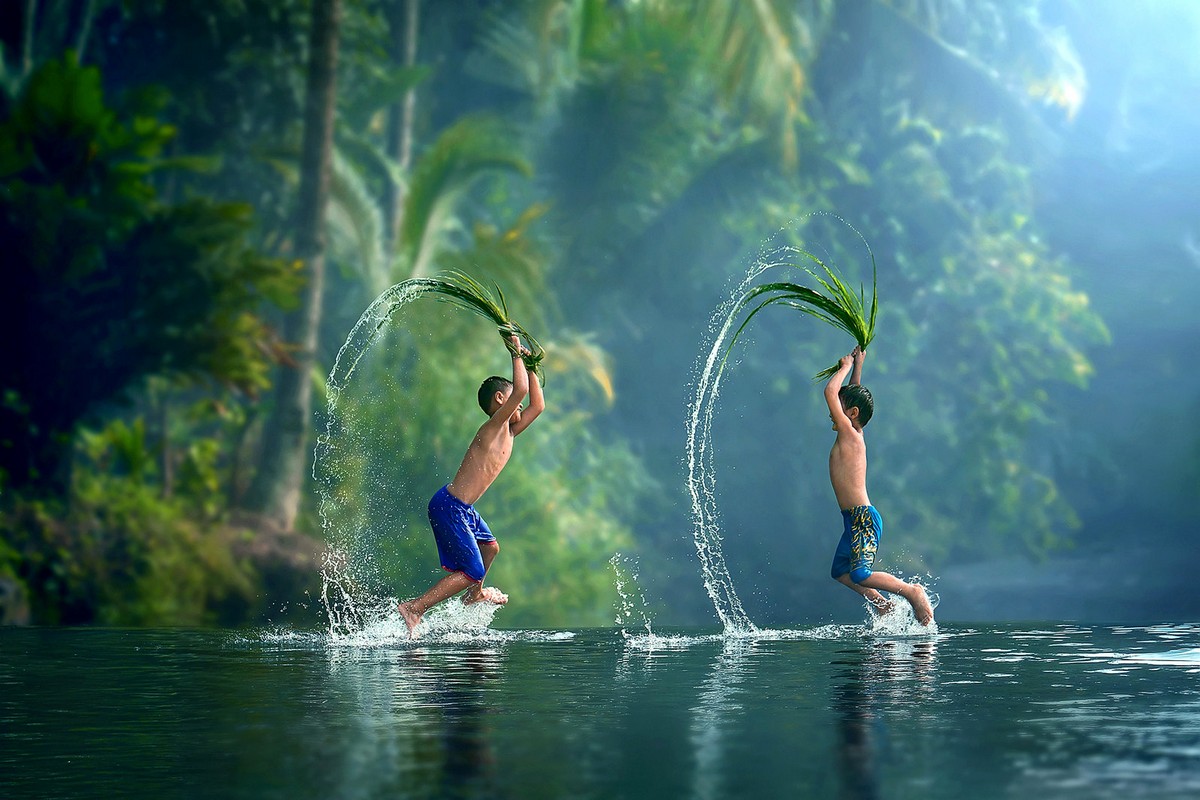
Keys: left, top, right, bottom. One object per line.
{"left": 721, "top": 233, "right": 878, "bottom": 380}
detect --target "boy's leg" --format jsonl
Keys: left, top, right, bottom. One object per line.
{"left": 464, "top": 540, "right": 507, "bottom": 605}
{"left": 399, "top": 571, "right": 478, "bottom": 636}
{"left": 854, "top": 571, "right": 934, "bottom": 624}
{"left": 835, "top": 574, "right": 893, "bottom": 615}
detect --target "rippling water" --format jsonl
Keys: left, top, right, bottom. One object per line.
{"left": 3, "top": 622, "right": 1200, "bottom": 799}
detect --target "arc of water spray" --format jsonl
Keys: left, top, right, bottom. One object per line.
{"left": 314, "top": 281, "right": 431, "bottom": 636}
{"left": 686, "top": 214, "right": 876, "bottom": 634}
{"left": 686, "top": 254, "right": 788, "bottom": 634}
{"left": 313, "top": 276, "right": 538, "bottom": 637}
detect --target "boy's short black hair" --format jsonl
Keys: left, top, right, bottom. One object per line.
{"left": 838, "top": 384, "right": 874, "bottom": 427}
{"left": 478, "top": 376, "right": 513, "bottom": 414}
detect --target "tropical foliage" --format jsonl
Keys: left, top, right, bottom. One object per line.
{"left": 5, "top": 0, "right": 1170, "bottom": 628}
{"left": 0, "top": 53, "right": 299, "bottom": 493}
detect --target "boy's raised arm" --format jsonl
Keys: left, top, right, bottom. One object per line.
{"left": 824, "top": 352, "right": 855, "bottom": 430}
{"left": 511, "top": 365, "right": 543, "bottom": 436}
{"left": 849, "top": 345, "right": 864, "bottom": 386}
{"left": 485, "top": 336, "right": 529, "bottom": 428}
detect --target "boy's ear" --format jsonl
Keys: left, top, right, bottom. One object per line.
{"left": 846, "top": 406, "right": 860, "bottom": 421}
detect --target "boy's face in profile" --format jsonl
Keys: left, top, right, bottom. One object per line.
{"left": 489, "top": 386, "right": 523, "bottom": 423}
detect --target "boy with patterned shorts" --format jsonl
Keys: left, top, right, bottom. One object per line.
{"left": 825, "top": 346, "right": 934, "bottom": 624}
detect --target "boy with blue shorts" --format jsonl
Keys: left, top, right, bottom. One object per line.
{"left": 398, "top": 335, "right": 544, "bottom": 637}
{"left": 825, "top": 347, "right": 933, "bottom": 624}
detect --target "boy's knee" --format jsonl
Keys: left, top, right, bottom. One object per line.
{"left": 849, "top": 567, "right": 872, "bottom": 584}
{"left": 480, "top": 539, "right": 499, "bottom": 554}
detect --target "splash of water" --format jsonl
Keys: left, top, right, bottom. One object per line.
{"left": 685, "top": 235, "right": 806, "bottom": 633}
{"left": 867, "top": 595, "right": 941, "bottom": 638}
{"left": 328, "top": 598, "right": 506, "bottom": 646}
{"left": 610, "top": 553, "right": 655, "bottom": 639}
{"left": 313, "top": 280, "right": 448, "bottom": 639}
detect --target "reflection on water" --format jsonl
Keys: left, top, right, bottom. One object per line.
{"left": 4, "top": 624, "right": 1200, "bottom": 798}
{"left": 689, "top": 638, "right": 755, "bottom": 800}
{"left": 834, "top": 666, "right": 881, "bottom": 800}
{"left": 420, "top": 650, "right": 501, "bottom": 799}
{"left": 325, "top": 645, "right": 505, "bottom": 799}
{"left": 833, "top": 638, "right": 938, "bottom": 800}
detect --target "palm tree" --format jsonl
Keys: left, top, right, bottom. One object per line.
{"left": 243, "top": 0, "right": 342, "bottom": 531}
{"left": 381, "top": 0, "right": 420, "bottom": 259}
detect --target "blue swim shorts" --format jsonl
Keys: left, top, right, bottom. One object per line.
{"left": 830, "top": 505, "right": 883, "bottom": 584}
{"left": 428, "top": 485, "right": 495, "bottom": 582}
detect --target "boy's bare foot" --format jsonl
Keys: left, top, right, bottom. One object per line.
{"left": 397, "top": 601, "right": 422, "bottom": 638}
{"left": 903, "top": 584, "right": 935, "bottom": 625}
{"left": 867, "top": 592, "right": 894, "bottom": 616}
{"left": 464, "top": 586, "right": 509, "bottom": 605}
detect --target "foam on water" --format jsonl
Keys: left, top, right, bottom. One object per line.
{"left": 616, "top": 604, "right": 937, "bottom": 652}
{"left": 249, "top": 628, "right": 580, "bottom": 651}
{"left": 1119, "top": 648, "right": 1200, "bottom": 666}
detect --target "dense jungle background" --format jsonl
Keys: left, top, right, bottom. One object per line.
{"left": 2, "top": 0, "right": 1198, "bottom": 629}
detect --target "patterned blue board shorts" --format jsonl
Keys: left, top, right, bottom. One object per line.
{"left": 428, "top": 485, "right": 495, "bottom": 582}
{"left": 830, "top": 504, "right": 882, "bottom": 584}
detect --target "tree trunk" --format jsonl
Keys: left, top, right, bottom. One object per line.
{"left": 382, "top": 0, "right": 419, "bottom": 258}
{"left": 75, "top": 0, "right": 96, "bottom": 61}
{"left": 22, "top": 0, "right": 37, "bottom": 77}
{"left": 158, "top": 391, "right": 173, "bottom": 500}
{"left": 242, "top": 0, "right": 342, "bottom": 531}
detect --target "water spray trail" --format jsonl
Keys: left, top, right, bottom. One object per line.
{"left": 687, "top": 214, "right": 880, "bottom": 634}
{"left": 313, "top": 280, "right": 436, "bottom": 638}
{"left": 686, "top": 243, "right": 801, "bottom": 634}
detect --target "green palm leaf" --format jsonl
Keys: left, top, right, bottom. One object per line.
{"left": 721, "top": 245, "right": 877, "bottom": 380}
{"left": 399, "top": 115, "right": 532, "bottom": 280}
{"left": 391, "top": 269, "right": 547, "bottom": 383}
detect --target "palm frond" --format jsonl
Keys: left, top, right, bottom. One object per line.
{"left": 403, "top": 270, "right": 546, "bottom": 383}
{"left": 327, "top": 149, "right": 386, "bottom": 292}
{"left": 399, "top": 115, "right": 532, "bottom": 280}
{"left": 721, "top": 243, "right": 877, "bottom": 381}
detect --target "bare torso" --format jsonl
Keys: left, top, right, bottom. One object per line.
{"left": 447, "top": 418, "right": 516, "bottom": 505}
{"left": 829, "top": 427, "right": 871, "bottom": 510}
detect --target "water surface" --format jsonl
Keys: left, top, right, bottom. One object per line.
{"left": 3, "top": 622, "right": 1200, "bottom": 799}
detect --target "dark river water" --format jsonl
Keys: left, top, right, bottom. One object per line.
{"left": 3, "top": 621, "right": 1200, "bottom": 799}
